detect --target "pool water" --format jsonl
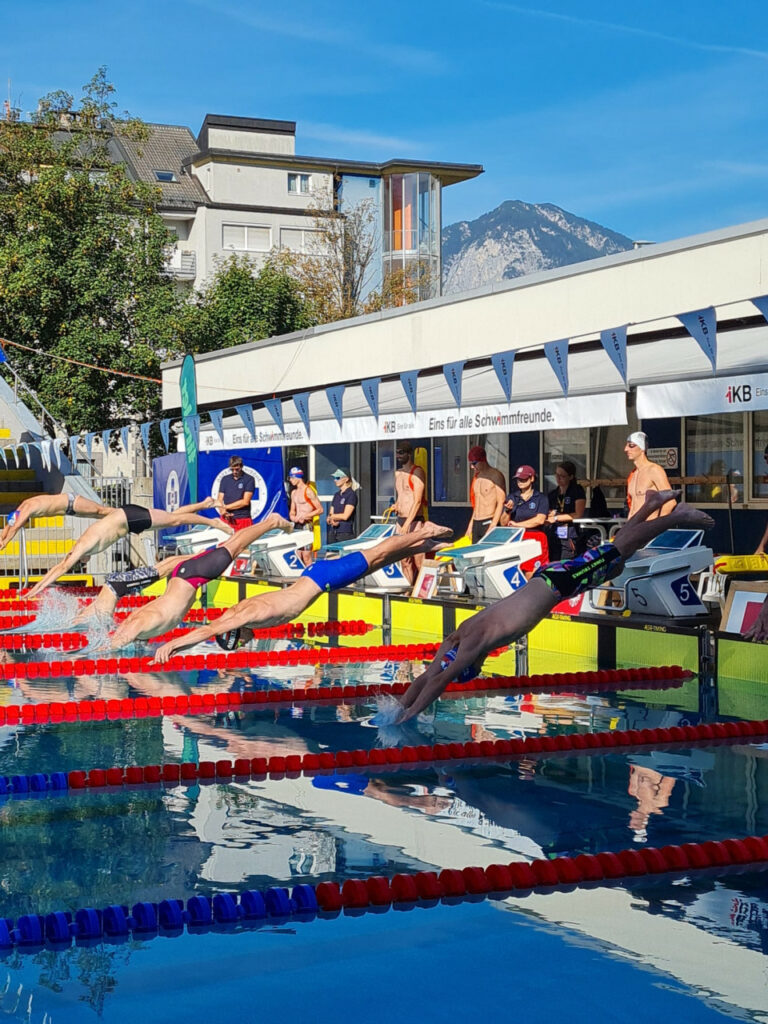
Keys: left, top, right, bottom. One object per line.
{"left": 0, "top": 635, "right": 766, "bottom": 1022}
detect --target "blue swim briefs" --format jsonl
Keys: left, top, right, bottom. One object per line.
{"left": 301, "top": 551, "right": 369, "bottom": 592}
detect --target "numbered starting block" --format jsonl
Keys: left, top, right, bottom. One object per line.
{"left": 584, "top": 528, "right": 714, "bottom": 616}
{"left": 173, "top": 524, "right": 314, "bottom": 578}
{"left": 437, "top": 527, "right": 547, "bottom": 600}
{"left": 322, "top": 523, "right": 410, "bottom": 591}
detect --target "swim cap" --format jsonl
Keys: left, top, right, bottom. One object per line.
{"left": 288, "top": 467, "right": 303, "bottom": 477}
{"left": 627, "top": 431, "right": 648, "bottom": 451}
{"left": 215, "top": 628, "right": 242, "bottom": 651}
{"left": 6, "top": 511, "right": 19, "bottom": 526}
{"left": 467, "top": 445, "right": 487, "bottom": 463}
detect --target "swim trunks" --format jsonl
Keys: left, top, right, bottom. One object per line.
{"left": 532, "top": 542, "right": 623, "bottom": 600}
{"left": 440, "top": 645, "right": 477, "bottom": 683}
{"left": 105, "top": 566, "right": 161, "bottom": 599}
{"left": 301, "top": 550, "right": 369, "bottom": 592}
{"left": 171, "top": 546, "right": 233, "bottom": 590}
{"left": 215, "top": 628, "right": 243, "bottom": 651}
{"left": 64, "top": 494, "right": 76, "bottom": 516}
{"left": 472, "top": 518, "right": 492, "bottom": 544}
{"left": 120, "top": 504, "right": 153, "bottom": 535}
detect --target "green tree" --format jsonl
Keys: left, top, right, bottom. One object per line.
{"left": 181, "top": 251, "right": 314, "bottom": 354}
{"left": 0, "top": 69, "right": 182, "bottom": 435}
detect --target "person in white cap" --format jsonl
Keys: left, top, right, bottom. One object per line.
{"left": 624, "top": 431, "right": 675, "bottom": 519}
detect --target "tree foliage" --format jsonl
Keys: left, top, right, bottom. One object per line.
{"left": 0, "top": 69, "right": 180, "bottom": 435}
{"left": 180, "top": 252, "right": 314, "bottom": 354}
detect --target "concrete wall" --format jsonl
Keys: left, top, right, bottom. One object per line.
{"left": 207, "top": 126, "right": 295, "bottom": 156}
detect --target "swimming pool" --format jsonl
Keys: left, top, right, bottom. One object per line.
{"left": 0, "top": 625, "right": 766, "bottom": 1023}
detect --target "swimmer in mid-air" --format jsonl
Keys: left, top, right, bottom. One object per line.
{"left": 94, "top": 513, "right": 295, "bottom": 650}
{"left": 26, "top": 498, "right": 232, "bottom": 599}
{"left": 396, "top": 492, "right": 714, "bottom": 721}
{"left": 151, "top": 521, "right": 453, "bottom": 664}
{"left": 0, "top": 493, "right": 114, "bottom": 553}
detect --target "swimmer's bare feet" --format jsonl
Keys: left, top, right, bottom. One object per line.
{"left": 665, "top": 502, "right": 715, "bottom": 531}
{"left": 417, "top": 522, "right": 454, "bottom": 542}
{"left": 275, "top": 515, "right": 293, "bottom": 532}
{"left": 200, "top": 497, "right": 216, "bottom": 510}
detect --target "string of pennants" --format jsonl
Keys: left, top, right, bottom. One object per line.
{"left": 6, "top": 298, "right": 765, "bottom": 469}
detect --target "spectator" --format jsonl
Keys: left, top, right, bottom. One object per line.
{"left": 217, "top": 455, "right": 256, "bottom": 531}
{"left": 327, "top": 469, "right": 358, "bottom": 543}
{"left": 288, "top": 467, "right": 323, "bottom": 565}
{"left": 547, "top": 461, "right": 586, "bottom": 559}
{"left": 464, "top": 445, "right": 506, "bottom": 542}
{"left": 501, "top": 465, "right": 549, "bottom": 529}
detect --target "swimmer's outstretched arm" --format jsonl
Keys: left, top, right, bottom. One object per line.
{"left": 151, "top": 597, "right": 267, "bottom": 664}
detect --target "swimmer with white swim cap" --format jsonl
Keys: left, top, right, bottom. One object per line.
{"left": 624, "top": 431, "right": 675, "bottom": 519}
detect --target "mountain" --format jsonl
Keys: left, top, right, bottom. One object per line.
{"left": 441, "top": 200, "right": 634, "bottom": 294}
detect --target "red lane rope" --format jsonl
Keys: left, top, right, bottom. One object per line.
{"left": 60, "top": 711, "right": 763, "bottom": 791}
{"left": 0, "top": 667, "right": 687, "bottom": 728}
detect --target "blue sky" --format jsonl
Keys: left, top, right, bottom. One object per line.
{"left": 2, "top": 0, "right": 767, "bottom": 241}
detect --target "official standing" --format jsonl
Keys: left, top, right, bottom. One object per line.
{"left": 217, "top": 456, "right": 256, "bottom": 531}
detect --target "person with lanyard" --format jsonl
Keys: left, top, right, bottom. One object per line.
{"left": 327, "top": 468, "right": 357, "bottom": 543}
{"left": 288, "top": 467, "right": 323, "bottom": 565}
{"left": 217, "top": 455, "right": 256, "bottom": 531}
{"left": 501, "top": 465, "right": 549, "bottom": 529}
{"left": 547, "top": 461, "right": 586, "bottom": 560}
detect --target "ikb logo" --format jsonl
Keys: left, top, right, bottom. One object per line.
{"left": 726, "top": 384, "right": 752, "bottom": 404}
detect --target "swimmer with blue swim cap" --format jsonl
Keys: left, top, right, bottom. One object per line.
{"left": 152, "top": 522, "right": 453, "bottom": 664}
{"left": 397, "top": 493, "right": 714, "bottom": 722}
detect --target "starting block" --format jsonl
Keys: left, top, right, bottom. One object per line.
{"left": 437, "top": 527, "right": 547, "bottom": 600}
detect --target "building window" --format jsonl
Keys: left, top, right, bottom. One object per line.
{"left": 154, "top": 170, "right": 177, "bottom": 182}
{"left": 433, "top": 436, "right": 470, "bottom": 504}
{"left": 280, "top": 227, "right": 329, "bottom": 256}
{"left": 751, "top": 411, "right": 768, "bottom": 500}
{"left": 288, "top": 173, "right": 311, "bottom": 194}
{"left": 685, "top": 413, "right": 744, "bottom": 505}
{"left": 222, "top": 224, "right": 271, "bottom": 252}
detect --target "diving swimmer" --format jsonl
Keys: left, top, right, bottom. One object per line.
{"left": 152, "top": 521, "right": 453, "bottom": 664}
{"left": 100, "top": 514, "right": 294, "bottom": 650}
{"left": 396, "top": 492, "right": 714, "bottom": 722}
{"left": 0, "top": 493, "right": 114, "bottom": 553}
{"left": 26, "top": 498, "right": 232, "bottom": 599}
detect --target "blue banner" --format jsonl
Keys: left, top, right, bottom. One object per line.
{"left": 180, "top": 353, "right": 199, "bottom": 503}
{"left": 263, "top": 398, "right": 284, "bottom": 434}
{"left": 599, "top": 326, "right": 628, "bottom": 384}
{"left": 152, "top": 451, "right": 190, "bottom": 544}
{"left": 544, "top": 339, "right": 569, "bottom": 395}
{"left": 443, "top": 360, "right": 465, "bottom": 408}
{"left": 101, "top": 428, "right": 112, "bottom": 453}
{"left": 491, "top": 350, "right": 515, "bottom": 402}
{"left": 235, "top": 403, "right": 257, "bottom": 441}
{"left": 198, "top": 447, "right": 289, "bottom": 523}
{"left": 85, "top": 432, "right": 96, "bottom": 462}
{"left": 326, "top": 385, "right": 345, "bottom": 427}
{"left": 361, "top": 377, "right": 380, "bottom": 419}
{"left": 69, "top": 435, "right": 79, "bottom": 463}
{"left": 140, "top": 422, "right": 151, "bottom": 451}
{"left": 159, "top": 419, "right": 171, "bottom": 452}
{"left": 293, "top": 392, "right": 311, "bottom": 437}
{"left": 752, "top": 296, "right": 768, "bottom": 323}
{"left": 400, "top": 370, "right": 418, "bottom": 414}
{"left": 120, "top": 425, "right": 130, "bottom": 454}
{"left": 678, "top": 307, "right": 717, "bottom": 372}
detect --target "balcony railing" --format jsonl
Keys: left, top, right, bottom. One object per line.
{"left": 165, "top": 248, "right": 197, "bottom": 280}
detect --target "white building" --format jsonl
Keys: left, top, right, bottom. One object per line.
{"left": 114, "top": 114, "right": 483, "bottom": 297}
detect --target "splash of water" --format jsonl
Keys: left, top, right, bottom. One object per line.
{"left": 369, "top": 693, "right": 403, "bottom": 727}
{"left": 22, "top": 588, "right": 84, "bottom": 634}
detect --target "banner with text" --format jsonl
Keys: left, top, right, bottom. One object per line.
{"left": 189, "top": 391, "right": 626, "bottom": 451}
{"left": 637, "top": 372, "right": 768, "bottom": 419}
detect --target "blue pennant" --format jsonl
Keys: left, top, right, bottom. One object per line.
{"left": 263, "top": 398, "right": 284, "bottom": 434}
{"left": 400, "top": 371, "right": 418, "bottom": 415}
{"left": 599, "top": 326, "right": 628, "bottom": 384}
{"left": 544, "top": 340, "right": 569, "bottom": 395}
{"left": 678, "top": 307, "right": 717, "bottom": 372}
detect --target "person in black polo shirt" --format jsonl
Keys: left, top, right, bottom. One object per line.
{"left": 547, "top": 461, "right": 587, "bottom": 559}
{"left": 501, "top": 465, "right": 549, "bottom": 529}
{"left": 327, "top": 469, "right": 357, "bottom": 543}
{"left": 217, "top": 455, "right": 256, "bottom": 531}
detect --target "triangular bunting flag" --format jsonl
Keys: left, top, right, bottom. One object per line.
{"left": 69, "top": 435, "right": 79, "bottom": 465}
{"left": 326, "top": 385, "right": 345, "bottom": 428}
{"left": 400, "top": 371, "right": 418, "bottom": 415}
{"left": 101, "top": 429, "right": 112, "bottom": 453}
{"left": 293, "top": 392, "right": 311, "bottom": 437}
{"left": 491, "top": 351, "right": 515, "bottom": 402}
{"left": 40, "top": 440, "right": 51, "bottom": 472}
{"left": 140, "top": 422, "right": 151, "bottom": 451}
{"left": 752, "top": 296, "right": 768, "bottom": 323}
{"left": 208, "top": 409, "right": 225, "bottom": 445}
{"left": 85, "top": 432, "right": 97, "bottom": 462}
{"left": 677, "top": 307, "right": 717, "bottom": 372}
{"left": 235, "top": 403, "right": 256, "bottom": 442}
{"left": 120, "top": 425, "right": 131, "bottom": 454}
{"left": 159, "top": 419, "right": 171, "bottom": 452}
{"left": 52, "top": 439, "right": 62, "bottom": 468}
{"left": 263, "top": 398, "right": 284, "bottom": 435}
{"left": 443, "top": 361, "right": 465, "bottom": 408}
{"left": 599, "top": 326, "right": 628, "bottom": 384}
{"left": 20, "top": 442, "right": 31, "bottom": 468}
{"left": 361, "top": 377, "right": 380, "bottom": 419}
{"left": 544, "top": 339, "right": 569, "bottom": 395}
